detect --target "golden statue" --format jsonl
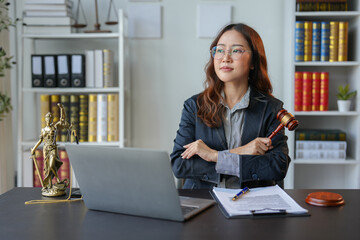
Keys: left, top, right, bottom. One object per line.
{"left": 31, "top": 103, "right": 78, "bottom": 197}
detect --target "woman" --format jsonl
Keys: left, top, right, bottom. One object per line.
{"left": 170, "top": 23, "right": 290, "bottom": 189}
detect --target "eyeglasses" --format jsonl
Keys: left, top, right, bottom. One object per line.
{"left": 211, "top": 46, "right": 251, "bottom": 60}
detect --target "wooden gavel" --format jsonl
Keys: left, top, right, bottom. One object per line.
{"left": 268, "top": 109, "right": 299, "bottom": 139}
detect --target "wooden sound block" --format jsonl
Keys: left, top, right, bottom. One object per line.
{"left": 306, "top": 192, "right": 345, "bottom": 207}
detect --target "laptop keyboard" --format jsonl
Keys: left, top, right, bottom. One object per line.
{"left": 181, "top": 205, "right": 199, "bottom": 215}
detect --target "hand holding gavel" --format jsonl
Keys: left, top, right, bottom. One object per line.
{"left": 268, "top": 109, "right": 299, "bottom": 139}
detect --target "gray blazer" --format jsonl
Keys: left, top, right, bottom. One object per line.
{"left": 170, "top": 89, "right": 290, "bottom": 189}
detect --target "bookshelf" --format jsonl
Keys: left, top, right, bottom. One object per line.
{"left": 16, "top": 10, "right": 130, "bottom": 187}
{"left": 283, "top": 1, "right": 360, "bottom": 189}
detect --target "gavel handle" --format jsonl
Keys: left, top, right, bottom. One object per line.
{"left": 268, "top": 124, "right": 285, "bottom": 140}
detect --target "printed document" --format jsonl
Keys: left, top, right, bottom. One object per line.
{"left": 212, "top": 185, "right": 308, "bottom": 217}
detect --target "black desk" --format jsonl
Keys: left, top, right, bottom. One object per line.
{"left": 0, "top": 188, "right": 359, "bottom": 240}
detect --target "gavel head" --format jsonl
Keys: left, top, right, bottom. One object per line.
{"left": 277, "top": 109, "right": 299, "bottom": 131}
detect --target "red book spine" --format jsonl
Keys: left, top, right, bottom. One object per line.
{"left": 312, "top": 72, "right": 321, "bottom": 111}
{"left": 302, "top": 72, "right": 313, "bottom": 111}
{"left": 59, "top": 149, "right": 70, "bottom": 188}
{"left": 295, "top": 72, "right": 303, "bottom": 111}
{"left": 33, "top": 149, "right": 44, "bottom": 188}
{"left": 320, "top": 72, "right": 329, "bottom": 111}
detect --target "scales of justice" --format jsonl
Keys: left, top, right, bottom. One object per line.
{"left": 72, "top": 0, "right": 118, "bottom": 33}
{"left": 30, "top": 103, "right": 78, "bottom": 197}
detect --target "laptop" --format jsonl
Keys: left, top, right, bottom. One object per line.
{"left": 65, "top": 145, "right": 215, "bottom": 221}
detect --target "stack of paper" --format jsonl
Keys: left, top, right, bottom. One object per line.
{"left": 211, "top": 185, "right": 309, "bottom": 218}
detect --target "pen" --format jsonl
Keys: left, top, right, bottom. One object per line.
{"left": 232, "top": 187, "right": 250, "bottom": 201}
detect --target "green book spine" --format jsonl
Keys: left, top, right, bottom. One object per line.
{"left": 79, "top": 95, "right": 89, "bottom": 142}
{"left": 70, "top": 95, "right": 79, "bottom": 143}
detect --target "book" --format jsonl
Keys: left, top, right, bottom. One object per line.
{"left": 33, "top": 149, "right": 44, "bottom": 188}
{"left": 312, "top": 72, "right": 320, "bottom": 111}
{"left": 60, "top": 95, "right": 70, "bottom": 142}
{"left": 50, "top": 95, "right": 61, "bottom": 141}
{"left": 40, "top": 94, "right": 50, "bottom": 128}
{"left": 70, "top": 95, "right": 79, "bottom": 143}
{"left": 107, "top": 94, "right": 119, "bottom": 142}
{"left": 320, "top": 21, "right": 330, "bottom": 61}
{"left": 103, "top": 49, "right": 115, "bottom": 88}
{"left": 88, "top": 94, "right": 97, "bottom": 142}
{"left": 329, "top": 21, "right": 339, "bottom": 62}
{"left": 25, "top": 0, "right": 73, "bottom": 4}
{"left": 304, "top": 21, "right": 312, "bottom": 62}
{"left": 296, "top": 149, "right": 346, "bottom": 160}
{"left": 296, "top": 140, "right": 347, "bottom": 150}
{"left": 24, "top": 3, "right": 72, "bottom": 11}
{"left": 302, "top": 72, "right": 312, "bottom": 111}
{"left": 23, "top": 16, "right": 74, "bottom": 26}
{"left": 296, "top": 0, "right": 348, "bottom": 12}
{"left": 295, "top": 21, "right": 304, "bottom": 62}
{"left": 24, "top": 25, "right": 75, "bottom": 34}
{"left": 79, "top": 94, "right": 88, "bottom": 142}
{"left": 85, "top": 50, "right": 95, "bottom": 88}
{"left": 97, "top": 94, "right": 108, "bottom": 142}
{"left": 94, "top": 50, "right": 104, "bottom": 88}
{"left": 312, "top": 21, "right": 321, "bottom": 61}
{"left": 320, "top": 72, "right": 329, "bottom": 111}
{"left": 58, "top": 149, "right": 70, "bottom": 187}
{"left": 338, "top": 21, "right": 348, "bottom": 61}
{"left": 24, "top": 10, "right": 72, "bottom": 17}
{"left": 294, "top": 72, "right": 303, "bottom": 111}
{"left": 295, "top": 129, "right": 346, "bottom": 141}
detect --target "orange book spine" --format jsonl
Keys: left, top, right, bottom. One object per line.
{"left": 294, "top": 72, "right": 303, "bottom": 111}
{"left": 33, "top": 149, "right": 44, "bottom": 188}
{"left": 304, "top": 21, "right": 313, "bottom": 62}
{"left": 59, "top": 149, "right": 70, "bottom": 187}
{"left": 312, "top": 72, "right": 321, "bottom": 111}
{"left": 107, "top": 94, "right": 119, "bottom": 142}
{"left": 338, "top": 21, "right": 348, "bottom": 61}
{"left": 329, "top": 21, "right": 339, "bottom": 62}
{"left": 302, "top": 72, "right": 312, "bottom": 111}
{"left": 320, "top": 72, "right": 329, "bottom": 111}
{"left": 40, "top": 95, "right": 50, "bottom": 128}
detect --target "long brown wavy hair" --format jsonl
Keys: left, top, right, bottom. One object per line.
{"left": 197, "top": 23, "right": 273, "bottom": 128}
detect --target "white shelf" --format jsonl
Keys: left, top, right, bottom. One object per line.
{"left": 22, "top": 33, "right": 120, "bottom": 39}
{"left": 294, "top": 159, "right": 358, "bottom": 164}
{"left": 295, "top": 11, "right": 360, "bottom": 20}
{"left": 295, "top": 111, "right": 360, "bottom": 116}
{"left": 295, "top": 61, "right": 360, "bottom": 67}
{"left": 21, "top": 141, "right": 121, "bottom": 149}
{"left": 283, "top": 0, "right": 360, "bottom": 189}
{"left": 16, "top": 9, "right": 130, "bottom": 188}
{"left": 22, "top": 87, "right": 120, "bottom": 94}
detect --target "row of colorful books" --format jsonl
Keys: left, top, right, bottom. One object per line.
{"left": 296, "top": 0, "right": 348, "bottom": 12}
{"left": 40, "top": 94, "right": 119, "bottom": 143}
{"left": 23, "top": 0, "right": 75, "bottom": 34}
{"left": 22, "top": 148, "right": 78, "bottom": 188}
{"left": 295, "top": 140, "right": 347, "bottom": 159}
{"left": 294, "top": 71, "right": 329, "bottom": 111}
{"left": 295, "top": 21, "right": 348, "bottom": 62}
{"left": 31, "top": 49, "right": 115, "bottom": 88}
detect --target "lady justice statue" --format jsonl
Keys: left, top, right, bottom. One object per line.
{"left": 31, "top": 103, "right": 78, "bottom": 197}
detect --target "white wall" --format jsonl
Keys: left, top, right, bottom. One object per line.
{"left": 15, "top": 0, "right": 285, "bottom": 155}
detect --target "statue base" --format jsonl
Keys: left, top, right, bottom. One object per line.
{"left": 41, "top": 180, "right": 68, "bottom": 197}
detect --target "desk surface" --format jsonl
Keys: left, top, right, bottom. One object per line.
{"left": 0, "top": 188, "right": 359, "bottom": 240}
